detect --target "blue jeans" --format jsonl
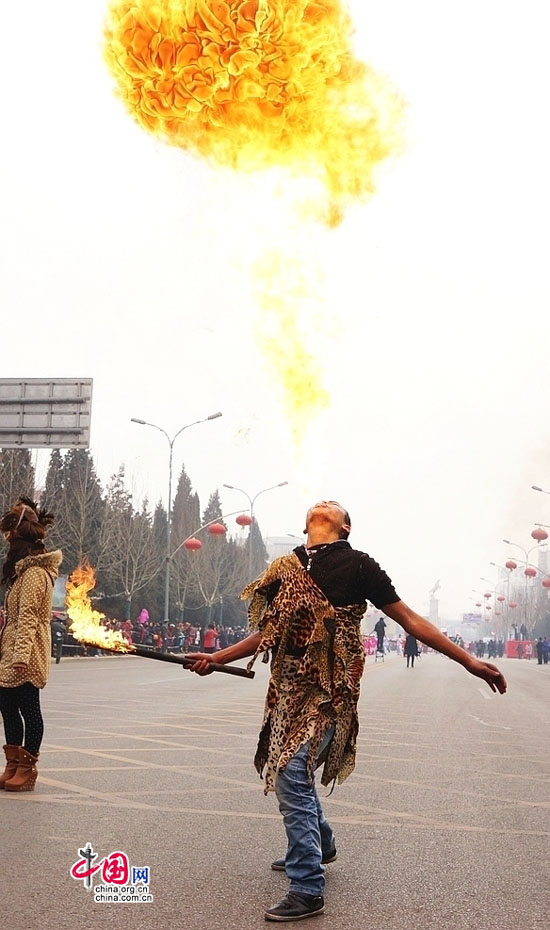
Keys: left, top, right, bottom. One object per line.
{"left": 274, "top": 728, "right": 336, "bottom": 897}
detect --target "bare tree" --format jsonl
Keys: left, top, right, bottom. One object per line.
{"left": 99, "top": 467, "right": 163, "bottom": 618}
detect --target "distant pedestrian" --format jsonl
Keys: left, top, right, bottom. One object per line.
{"left": 536, "top": 638, "right": 544, "bottom": 664}
{"left": 203, "top": 624, "right": 218, "bottom": 654}
{"left": 516, "top": 642, "right": 523, "bottom": 660}
{"left": 374, "top": 616, "right": 386, "bottom": 653}
{"left": 404, "top": 633, "right": 418, "bottom": 668}
{"left": 51, "top": 617, "right": 66, "bottom": 664}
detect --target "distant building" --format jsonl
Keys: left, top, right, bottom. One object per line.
{"left": 264, "top": 536, "right": 303, "bottom": 561}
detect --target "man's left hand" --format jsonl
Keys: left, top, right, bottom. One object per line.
{"left": 466, "top": 657, "right": 507, "bottom": 694}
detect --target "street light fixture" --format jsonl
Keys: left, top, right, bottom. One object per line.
{"left": 223, "top": 481, "right": 288, "bottom": 577}
{"left": 132, "top": 411, "right": 222, "bottom": 621}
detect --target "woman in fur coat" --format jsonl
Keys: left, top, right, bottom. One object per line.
{"left": 0, "top": 497, "right": 62, "bottom": 791}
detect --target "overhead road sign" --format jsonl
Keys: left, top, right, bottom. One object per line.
{"left": 0, "top": 378, "right": 93, "bottom": 448}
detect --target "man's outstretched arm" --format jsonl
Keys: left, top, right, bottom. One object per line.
{"left": 186, "top": 631, "right": 262, "bottom": 675}
{"left": 382, "top": 601, "right": 507, "bottom": 694}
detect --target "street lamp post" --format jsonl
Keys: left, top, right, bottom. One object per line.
{"left": 490, "top": 561, "right": 518, "bottom": 639}
{"left": 502, "top": 537, "right": 547, "bottom": 636}
{"left": 223, "top": 481, "right": 288, "bottom": 578}
{"left": 479, "top": 577, "right": 506, "bottom": 640}
{"left": 132, "top": 411, "right": 222, "bottom": 621}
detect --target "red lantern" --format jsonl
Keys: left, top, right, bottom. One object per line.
{"left": 531, "top": 527, "right": 548, "bottom": 542}
{"left": 542, "top": 578, "right": 550, "bottom": 589}
{"left": 184, "top": 537, "right": 202, "bottom": 551}
{"left": 486, "top": 605, "right": 491, "bottom": 610}
{"left": 495, "top": 611, "right": 501, "bottom": 616}
{"left": 208, "top": 522, "right": 227, "bottom": 536}
{"left": 525, "top": 566, "right": 537, "bottom": 577}
{"left": 497, "top": 595, "right": 505, "bottom": 602}
{"left": 505, "top": 560, "right": 517, "bottom": 570}
{"left": 236, "top": 513, "right": 253, "bottom": 527}
{"left": 475, "top": 602, "right": 482, "bottom": 607}
{"left": 509, "top": 601, "right": 518, "bottom": 608}
{"left": 484, "top": 592, "right": 492, "bottom": 598}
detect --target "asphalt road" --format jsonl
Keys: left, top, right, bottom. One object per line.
{"left": 1, "top": 651, "right": 548, "bottom": 930}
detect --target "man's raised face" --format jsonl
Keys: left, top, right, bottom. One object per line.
{"left": 305, "top": 501, "right": 351, "bottom": 538}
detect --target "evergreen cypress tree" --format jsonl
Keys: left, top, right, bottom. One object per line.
{"left": 42, "top": 449, "right": 66, "bottom": 552}
{"left": 140, "top": 500, "right": 167, "bottom": 621}
{"left": 59, "top": 449, "right": 104, "bottom": 573}
{"left": 0, "top": 449, "right": 36, "bottom": 566}
{"left": 0, "top": 449, "right": 35, "bottom": 515}
{"left": 246, "top": 518, "right": 270, "bottom": 581}
{"left": 171, "top": 464, "right": 201, "bottom": 619}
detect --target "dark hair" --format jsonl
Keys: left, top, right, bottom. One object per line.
{"left": 1, "top": 497, "right": 54, "bottom": 587}
{"left": 339, "top": 510, "right": 351, "bottom": 540}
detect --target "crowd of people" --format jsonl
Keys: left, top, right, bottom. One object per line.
{"left": 470, "top": 639, "right": 506, "bottom": 658}
{"left": 43, "top": 612, "right": 550, "bottom": 668}
{"left": 48, "top": 614, "right": 249, "bottom": 657}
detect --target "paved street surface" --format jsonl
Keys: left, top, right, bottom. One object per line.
{"left": 1, "top": 652, "right": 548, "bottom": 930}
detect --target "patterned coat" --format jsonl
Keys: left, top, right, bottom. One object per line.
{"left": 0, "top": 550, "right": 63, "bottom": 689}
{"left": 242, "top": 553, "right": 366, "bottom": 793}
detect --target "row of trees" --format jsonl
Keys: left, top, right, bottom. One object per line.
{"left": 0, "top": 449, "right": 269, "bottom": 627}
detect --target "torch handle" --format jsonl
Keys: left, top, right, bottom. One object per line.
{"left": 82, "top": 643, "right": 255, "bottom": 679}
{"left": 200, "top": 660, "right": 254, "bottom": 679}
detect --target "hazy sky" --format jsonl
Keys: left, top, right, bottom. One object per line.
{"left": 1, "top": 1, "right": 549, "bottom": 620}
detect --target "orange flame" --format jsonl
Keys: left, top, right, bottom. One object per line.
{"left": 253, "top": 250, "right": 329, "bottom": 444}
{"left": 66, "top": 564, "right": 134, "bottom": 652}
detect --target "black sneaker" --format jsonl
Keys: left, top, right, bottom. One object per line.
{"left": 271, "top": 849, "right": 337, "bottom": 872}
{"left": 265, "top": 891, "right": 325, "bottom": 921}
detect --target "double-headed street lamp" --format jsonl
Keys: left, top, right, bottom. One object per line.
{"left": 132, "top": 411, "right": 222, "bottom": 621}
{"left": 503, "top": 534, "right": 548, "bottom": 635}
{"left": 223, "top": 481, "right": 288, "bottom": 577}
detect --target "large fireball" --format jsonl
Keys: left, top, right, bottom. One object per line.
{"left": 104, "top": 0, "right": 402, "bottom": 224}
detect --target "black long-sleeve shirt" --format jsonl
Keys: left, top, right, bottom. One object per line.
{"left": 292, "top": 540, "right": 400, "bottom": 608}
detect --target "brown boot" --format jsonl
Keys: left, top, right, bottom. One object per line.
{"left": 5, "top": 747, "right": 39, "bottom": 791}
{"left": 0, "top": 745, "right": 21, "bottom": 788}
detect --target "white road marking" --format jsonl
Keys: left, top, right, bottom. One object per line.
{"left": 468, "top": 714, "right": 512, "bottom": 731}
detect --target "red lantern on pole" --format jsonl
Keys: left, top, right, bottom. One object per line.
{"left": 509, "top": 601, "right": 518, "bottom": 608}
{"left": 208, "top": 522, "right": 227, "bottom": 536}
{"left": 184, "top": 537, "right": 202, "bottom": 551}
{"left": 525, "top": 566, "right": 537, "bottom": 577}
{"left": 497, "top": 595, "right": 505, "bottom": 602}
{"left": 531, "top": 527, "right": 548, "bottom": 542}
{"left": 236, "top": 513, "right": 252, "bottom": 527}
{"left": 475, "top": 602, "right": 482, "bottom": 607}
{"left": 505, "top": 560, "right": 517, "bottom": 570}
{"left": 542, "top": 578, "right": 550, "bottom": 589}
{"left": 484, "top": 592, "right": 492, "bottom": 598}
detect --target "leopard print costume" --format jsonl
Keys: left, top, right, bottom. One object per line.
{"left": 241, "top": 553, "right": 366, "bottom": 794}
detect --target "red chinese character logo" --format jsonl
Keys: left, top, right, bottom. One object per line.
{"left": 102, "top": 852, "right": 129, "bottom": 885}
{"left": 70, "top": 858, "right": 101, "bottom": 882}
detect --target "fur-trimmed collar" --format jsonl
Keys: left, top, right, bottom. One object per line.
{"left": 15, "top": 550, "right": 63, "bottom": 578}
